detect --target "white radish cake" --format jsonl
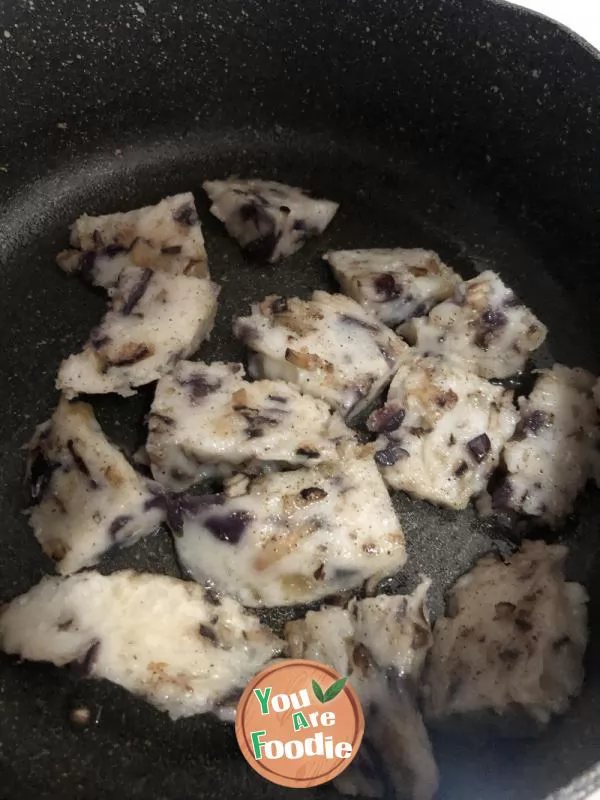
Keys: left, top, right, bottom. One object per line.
{"left": 56, "top": 192, "right": 208, "bottom": 284}
{"left": 146, "top": 360, "right": 350, "bottom": 492}
{"left": 171, "top": 445, "right": 406, "bottom": 607}
{"left": 423, "top": 541, "right": 588, "bottom": 729}
{"left": 286, "top": 605, "right": 355, "bottom": 674}
{"left": 325, "top": 247, "right": 460, "bottom": 327}
{"left": 286, "top": 581, "right": 433, "bottom": 681}
{"left": 399, "top": 271, "right": 547, "bottom": 379}
{"left": 26, "top": 398, "right": 164, "bottom": 575}
{"left": 367, "top": 354, "right": 518, "bottom": 510}
{"left": 57, "top": 266, "right": 219, "bottom": 398}
{"left": 286, "top": 582, "right": 438, "bottom": 800}
{"left": 0, "top": 570, "right": 283, "bottom": 720}
{"left": 203, "top": 178, "right": 338, "bottom": 262}
{"left": 234, "top": 291, "right": 408, "bottom": 422}
{"left": 57, "top": 247, "right": 136, "bottom": 291}
{"left": 492, "top": 365, "right": 598, "bottom": 526}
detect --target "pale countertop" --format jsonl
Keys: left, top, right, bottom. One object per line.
{"left": 513, "top": 0, "right": 600, "bottom": 50}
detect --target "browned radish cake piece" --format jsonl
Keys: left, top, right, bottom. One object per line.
{"left": 146, "top": 360, "right": 349, "bottom": 491}
{"left": 399, "top": 271, "right": 547, "bottom": 379}
{"left": 57, "top": 192, "right": 208, "bottom": 286}
{"left": 492, "top": 365, "right": 598, "bottom": 527}
{"left": 423, "top": 541, "right": 588, "bottom": 730}
{"left": 203, "top": 178, "right": 338, "bottom": 262}
{"left": 57, "top": 266, "right": 219, "bottom": 398}
{"left": 0, "top": 570, "right": 283, "bottom": 719}
{"left": 26, "top": 398, "right": 164, "bottom": 574}
{"left": 171, "top": 444, "right": 406, "bottom": 607}
{"left": 234, "top": 291, "right": 408, "bottom": 422}
{"left": 57, "top": 247, "right": 136, "bottom": 291}
{"left": 286, "top": 606, "right": 354, "bottom": 674}
{"left": 368, "top": 354, "right": 517, "bottom": 510}
{"left": 286, "top": 582, "right": 438, "bottom": 800}
{"left": 325, "top": 247, "right": 460, "bottom": 327}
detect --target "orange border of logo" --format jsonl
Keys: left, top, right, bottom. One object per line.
{"left": 235, "top": 659, "right": 365, "bottom": 788}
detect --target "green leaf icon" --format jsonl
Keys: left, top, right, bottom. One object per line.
{"left": 312, "top": 676, "right": 348, "bottom": 703}
{"left": 312, "top": 679, "right": 325, "bottom": 703}
{"left": 323, "top": 676, "right": 348, "bottom": 702}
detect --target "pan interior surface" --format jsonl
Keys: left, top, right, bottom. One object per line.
{"left": 1, "top": 127, "right": 600, "bottom": 800}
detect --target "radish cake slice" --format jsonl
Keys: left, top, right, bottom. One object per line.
{"left": 57, "top": 247, "right": 136, "bottom": 291}
{"left": 203, "top": 178, "right": 338, "bottom": 262}
{"left": 56, "top": 192, "right": 208, "bottom": 284}
{"left": 171, "top": 446, "right": 406, "bottom": 607}
{"left": 0, "top": 570, "right": 283, "bottom": 720}
{"left": 367, "top": 354, "right": 517, "bottom": 510}
{"left": 423, "top": 541, "right": 588, "bottom": 730}
{"left": 325, "top": 247, "right": 460, "bottom": 327}
{"left": 57, "top": 266, "right": 219, "bottom": 398}
{"left": 146, "top": 360, "right": 349, "bottom": 492}
{"left": 286, "top": 605, "right": 355, "bottom": 674}
{"left": 492, "top": 365, "right": 598, "bottom": 527}
{"left": 399, "top": 271, "right": 547, "bottom": 379}
{"left": 234, "top": 291, "right": 408, "bottom": 422}
{"left": 26, "top": 398, "right": 164, "bottom": 575}
{"left": 286, "top": 582, "right": 438, "bottom": 800}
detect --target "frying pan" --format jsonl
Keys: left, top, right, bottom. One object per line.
{"left": 1, "top": 0, "right": 600, "bottom": 798}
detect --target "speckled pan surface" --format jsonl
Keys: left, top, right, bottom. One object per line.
{"left": 1, "top": 1, "right": 600, "bottom": 799}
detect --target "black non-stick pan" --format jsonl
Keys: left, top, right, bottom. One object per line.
{"left": 2, "top": 0, "right": 600, "bottom": 798}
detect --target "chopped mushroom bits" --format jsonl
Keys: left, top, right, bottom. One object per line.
{"left": 493, "top": 365, "right": 599, "bottom": 526}
{"left": 203, "top": 178, "right": 338, "bottom": 262}
{"left": 325, "top": 247, "right": 460, "bottom": 327}
{"left": 423, "top": 541, "right": 588, "bottom": 729}
{"left": 368, "top": 354, "right": 518, "bottom": 509}
{"left": 399, "top": 270, "right": 547, "bottom": 379}
{"left": 286, "top": 581, "right": 438, "bottom": 800}
{"left": 146, "top": 360, "right": 350, "bottom": 491}
{"left": 172, "top": 443, "right": 406, "bottom": 607}
{"left": 57, "top": 266, "right": 219, "bottom": 398}
{"left": 234, "top": 290, "right": 408, "bottom": 422}
{"left": 0, "top": 570, "right": 283, "bottom": 719}
{"left": 57, "top": 192, "right": 209, "bottom": 284}
{"left": 26, "top": 398, "right": 164, "bottom": 574}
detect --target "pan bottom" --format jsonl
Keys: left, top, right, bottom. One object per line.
{"left": 0, "top": 126, "right": 599, "bottom": 800}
